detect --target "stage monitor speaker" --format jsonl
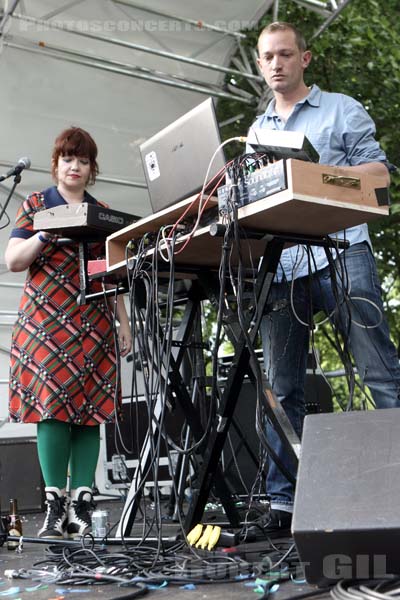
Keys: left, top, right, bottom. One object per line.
{"left": 292, "top": 408, "right": 400, "bottom": 586}
{"left": 0, "top": 437, "right": 45, "bottom": 513}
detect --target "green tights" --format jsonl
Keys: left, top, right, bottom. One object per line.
{"left": 37, "top": 420, "right": 100, "bottom": 489}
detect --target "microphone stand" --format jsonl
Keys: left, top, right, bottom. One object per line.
{"left": 0, "top": 173, "right": 22, "bottom": 223}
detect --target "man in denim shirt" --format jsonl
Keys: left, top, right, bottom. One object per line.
{"left": 248, "top": 21, "right": 400, "bottom": 533}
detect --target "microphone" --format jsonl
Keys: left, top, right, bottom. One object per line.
{"left": 0, "top": 157, "right": 31, "bottom": 182}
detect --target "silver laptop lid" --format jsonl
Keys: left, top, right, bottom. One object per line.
{"left": 140, "top": 97, "right": 225, "bottom": 214}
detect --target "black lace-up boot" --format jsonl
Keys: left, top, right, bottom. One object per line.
{"left": 38, "top": 487, "right": 68, "bottom": 538}
{"left": 67, "top": 487, "right": 94, "bottom": 538}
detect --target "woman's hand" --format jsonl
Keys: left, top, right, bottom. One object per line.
{"left": 118, "top": 321, "right": 132, "bottom": 358}
{"left": 113, "top": 294, "right": 132, "bottom": 358}
{"left": 5, "top": 232, "right": 51, "bottom": 272}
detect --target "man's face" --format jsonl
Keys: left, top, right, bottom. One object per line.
{"left": 257, "top": 29, "right": 311, "bottom": 95}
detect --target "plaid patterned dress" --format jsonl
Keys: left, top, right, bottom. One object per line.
{"left": 9, "top": 188, "right": 120, "bottom": 425}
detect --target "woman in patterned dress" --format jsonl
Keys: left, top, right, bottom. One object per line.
{"left": 5, "top": 127, "right": 132, "bottom": 539}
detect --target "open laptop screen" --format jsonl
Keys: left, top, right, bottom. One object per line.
{"left": 139, "top": 97, "right": 226, "bottom": 214}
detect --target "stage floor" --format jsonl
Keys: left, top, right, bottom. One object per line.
{"left": 0, "top": 496, "right": 327, "bottom": 600}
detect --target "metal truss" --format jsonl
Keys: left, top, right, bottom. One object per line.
{"left": 2, "top": 0, "right": 263, "bottom": 106}
{"left": 0, "top": 0, "right": 20, "bottom": 35}
{"left": 0, "top": 0, "right": 353, "bottom": 109}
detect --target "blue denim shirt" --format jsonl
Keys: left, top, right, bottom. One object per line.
{"left": 247, "top": 84, "right": 389, "bottom": 280}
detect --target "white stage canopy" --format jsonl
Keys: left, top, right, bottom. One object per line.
{"left": 0, "top": 0, "right": 269, "bottom": 220}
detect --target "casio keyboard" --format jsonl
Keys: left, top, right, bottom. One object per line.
{"left": 33, "top": 203, "right": 139, "bottom": 239}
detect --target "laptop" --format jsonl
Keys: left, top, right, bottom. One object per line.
{"left": 139, "top": 97, "right": 226, "bottom": 214}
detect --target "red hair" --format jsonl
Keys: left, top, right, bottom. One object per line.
{"left": 51, "top": 126, "right": 99, "bottom": 184}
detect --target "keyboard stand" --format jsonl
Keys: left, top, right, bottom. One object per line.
{"left": 183, "top": 231, "right": 348, "bottom": 530}
{"left": 108, "top": 227, "right": 348, "bottom": 536}
{"left": 115, "top": 282, "right": 242, "bottom": 538}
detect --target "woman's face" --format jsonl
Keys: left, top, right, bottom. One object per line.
{"left": 56, "top": 155, "right": 91, "bottom": 192}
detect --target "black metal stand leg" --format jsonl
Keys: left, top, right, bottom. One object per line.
{"left": 116, "top": 290, "right": 241, "bottom": 537}
{"left": 167, "top": 301, "right": 208, "bottom": 520}
{"left": 184, "top": 236, "right": 300, "bottom": 530}
{"left": 164, "top": 300, "right": 242, "bottom": 528}
{"left": 78, "top": 241, "right": 90, "bottom": 305}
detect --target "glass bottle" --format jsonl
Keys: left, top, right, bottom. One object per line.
{"left": 7, "top": 498, "right": 22, "bottom": 550}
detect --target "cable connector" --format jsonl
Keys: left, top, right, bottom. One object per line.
{"left": 195, "top": 524, "right": 214, "bottom": 549}
{"left": 186, "top": 523, "right": 203, "bottom": 546}
{"left": 187, "top": 524, "right": 223, "bottom": 550}
{"left": 207, "top": 525, "right": 221, "bottom": 551}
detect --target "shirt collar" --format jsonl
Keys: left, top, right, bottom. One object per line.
{"left": 42, "top": 186, "right": 97, "bottom": 208}
{"left": 264, "top": 83, "right": 321, "bottom": 118}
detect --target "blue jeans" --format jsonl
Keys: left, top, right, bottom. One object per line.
{"left": 260, "top": 242, "right": 400, "bottom": 511}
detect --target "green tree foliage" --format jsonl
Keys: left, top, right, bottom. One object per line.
{"left": 215, "top": 0, "right": 400, "bottom": 405}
